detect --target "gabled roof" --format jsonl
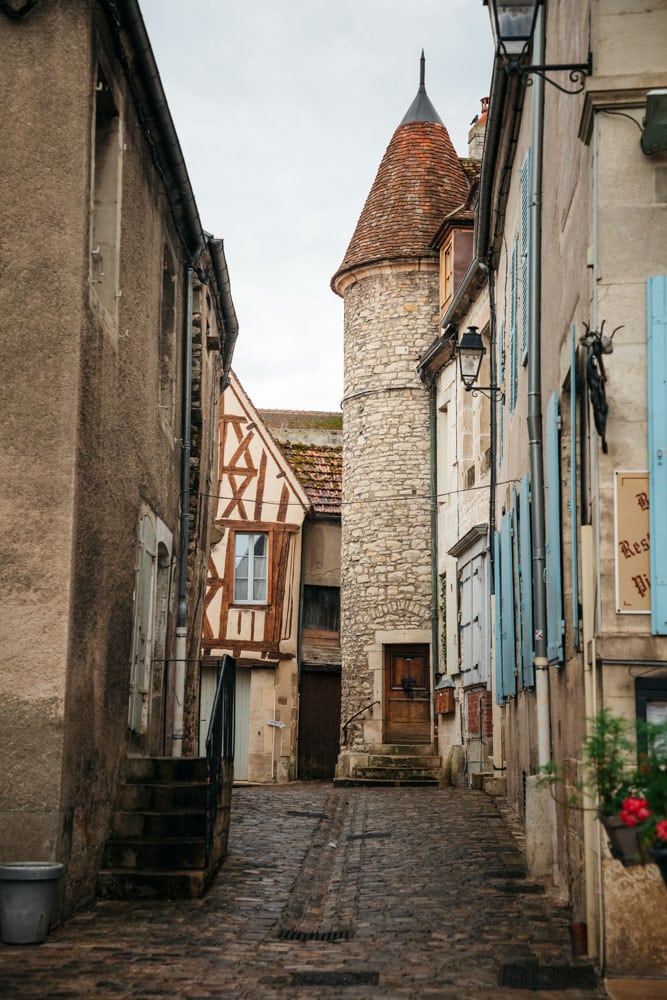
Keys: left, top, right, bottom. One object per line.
{"left": 331, "top": 58, "right": 469, "bottom": 294}
{"left": 278, "top": 442, "right": 342, "bottom": 518}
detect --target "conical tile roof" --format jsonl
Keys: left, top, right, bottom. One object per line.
{"left": 332, "top": 59, "right": 469, "bottom": 294}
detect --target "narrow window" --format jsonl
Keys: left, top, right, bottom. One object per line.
{"left": 234, "top": 532, "right": 268, "bottom": 604}
{"left": 91, "top": 67, "right": 122, "bottom": 325}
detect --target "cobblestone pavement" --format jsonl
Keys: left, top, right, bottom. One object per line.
{"left": 0, "top": 784, "right": 610, "bottom": 1000}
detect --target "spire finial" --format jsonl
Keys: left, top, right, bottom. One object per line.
{"left": 420, "top": 50, "right": 425, "bottom": 89}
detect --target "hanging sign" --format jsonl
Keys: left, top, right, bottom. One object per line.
{"left": 614, "top": 470, "right": 650, "bottom": 614}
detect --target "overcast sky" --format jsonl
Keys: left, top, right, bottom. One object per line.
{"left": 140, "top": 1, "right": 494, "bottom": 413}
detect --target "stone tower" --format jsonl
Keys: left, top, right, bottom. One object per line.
{"left": 331, "top": 56, "right": 469, "bottom": 774}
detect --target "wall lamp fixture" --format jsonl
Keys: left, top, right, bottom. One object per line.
{"left": 456, "top": 326, "right": 504, "bottom": 400}
{"left": 641, "top": 89, "right": 667, "bottom": 155}
{"left": 484, "top": 0, "right": 592, "bottom": 95}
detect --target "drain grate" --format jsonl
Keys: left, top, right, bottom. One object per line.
{"left": 277, "top": 928, "right": 352, "bottom": 942}
{"left": 498, "top": 961, "right": 598, "bottom": 990}
{"left": 292, "top": 971, "right": 379, "bottom": 987}
{"left": 347, "top": 832, "right": 391, "bottom": 841}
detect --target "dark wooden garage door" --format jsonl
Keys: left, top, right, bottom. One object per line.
{"left": 298, "top": 666, "right": 341, "bottom": 780}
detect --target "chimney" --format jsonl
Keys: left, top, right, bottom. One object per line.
{"left": 468, "top": 97, "right": 489, "bottom": 159}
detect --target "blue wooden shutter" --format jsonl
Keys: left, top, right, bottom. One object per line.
{"left": 519, "top": 474, "right": 534, "bottom": 687}
{"left": 497, "top": 322, "right": 505, "bottom": 465}
{"left": 500, "top": 511, "right": 517, "bottom": 698}
{"left": 520, "top": 149, "right": 531, "bottom": 366}
{"left": 570, "top": 324, "right": 580, "bottom": 646}
{"left": 510, "top": 239, "right": 519, "bottom": 411}
{"left": 494, "top": 530, "right": 505, "bottom": 703}
{"left": 648, "top": 275, "right": 667, "bottom": 634}
{"left": 545, "top": 391, "right": 564, "bottom": 664}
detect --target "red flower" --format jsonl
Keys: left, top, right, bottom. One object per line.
{"left": 655, "top": 819, "right": 667, "bottom": 843}
{"left": 619, "top": 796, "right": 651, "bottom": 827}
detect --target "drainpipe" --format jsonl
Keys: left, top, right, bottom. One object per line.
{"left": 172, "top": 266, "right": 194, "bottom": 756}
{"left": 428, "top": 379, "right": 440, "bottom": 715}
{"left": 527, "top": 6, "right": 551, "bottom": 770}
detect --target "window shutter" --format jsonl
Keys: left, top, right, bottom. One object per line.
{"left": 471, "top": 554, "right": 486, "bottom": 686}
{"left": 510, "top": 239, "right": 519, "bottom": 411}
{"left": 520, "top": 149, "right": 531, "bottom": 366}
{"left": 570, "top": 324, "right": 580, "bottom": 646}
{"left": 648, "top": 275, "right": 667, "bottom": 634}
{"left": 494, "top": 530, "right": 505, "bottom": 704}
{"left": 545, "top": 391, "right": 564, "bottom": 664}
{"left": 519, "top": 474, "right": 534, "bottom": 687}
{"left": 129, "top": 516, "right": 156, "bottom": 732}
{"left": 459, "top": 561, "right": 473, "bottom": 684}
{"left": 500, "top": 511, "right": 517, "bottom": 698}
{"left": 497, "top": 322, "right": 505, "bottom": 465}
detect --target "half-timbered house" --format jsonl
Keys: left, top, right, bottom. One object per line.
{"left": 202, "top": 375, "right": 310, "bottom": 782}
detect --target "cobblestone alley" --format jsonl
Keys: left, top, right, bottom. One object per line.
{"left": 0, "top": 784, "right": 611, "bottom": 1000}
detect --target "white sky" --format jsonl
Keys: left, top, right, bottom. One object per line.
{"left": 140, "top": 1, "right": 494, "bottom": 412}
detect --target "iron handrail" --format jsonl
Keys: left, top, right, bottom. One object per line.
{"left": 204, "top": 655, "right": 236, "bottom": 868}
{"left": 342, "top": 700, "right": 380, "bottom": 745}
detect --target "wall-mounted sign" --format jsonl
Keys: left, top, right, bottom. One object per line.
{"left": 614, "top": 471, "right": 650, "bottom": 614}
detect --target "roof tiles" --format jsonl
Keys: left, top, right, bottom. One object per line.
{"left": 278, "top": 441, "right": 342, "bottom": 517}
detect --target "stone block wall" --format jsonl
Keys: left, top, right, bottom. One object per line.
{"left": 340, "top": 263, "right": 439, "bottom": 747}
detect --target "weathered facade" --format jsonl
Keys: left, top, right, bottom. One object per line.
{"left": 202, "top": 375, "right": 309, "bottom": 782}
{"left": 0, "top": 0, "right": 237, "bottom": 916}
{"left": 202, "top": 387, "right": 342, "bottom": 782}
{"left": 419, "top": 0, "right": 667, "bottom": 979}
{"left": 331, "top": 59, "right": 471, "bottom": 776}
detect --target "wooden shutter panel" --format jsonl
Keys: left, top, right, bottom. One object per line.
{"left": 494, "top": 530, "right": 505, "bottom": 704}
{"left": 498, "top": 322, "right": 505, "bottom": 465}
{"left": 648, "top": 275, "right": 667, "bottom": 634}
{"left": 129, "top": 516, "right": 156, "bottom": 731}
{"left": 519, "top": 474, "right": 534, "bottom": 687}
{"left": 510, "top": 239, "right": 519, "bottom": 411}
{"left": 570, "top": 324, "right": 580, "bottom": 646}
{"left": 520, "top": 149, "right": 531, "bottom": 366}
{"left": 459, "top": 561, "right": 473, "bottom": 684}
{"left": 500, "top": 512, "right": 517, "bottom": 698}
{"left": 545, "top": 391, "right": 564, "bottom": 664}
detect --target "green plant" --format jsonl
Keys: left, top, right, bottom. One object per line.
{"left": 539, "top": 709, "right": 639, "bottom": 818}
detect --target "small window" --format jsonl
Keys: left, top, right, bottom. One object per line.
{"left": 234, "top": 532, "right": 268, "bottom": 604}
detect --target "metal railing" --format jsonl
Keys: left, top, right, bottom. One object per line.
{"left": 342, "top": 700, "right": 380, "bottom": 745}
{"left": 204, "top": 654, "right": 236, "bottom": 868}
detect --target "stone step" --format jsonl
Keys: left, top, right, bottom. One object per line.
{"left": 125, "top": 756, "right": 208, "bottom": 783}
{"left": 371, "top": 744, "right": 435, "bottom": 756}
{"left": 96, "top": 868, "right": 207, "bottom": 900}
{"left": 111, "top": 809, "right": 206, "bottom": 840}
{"left": 118, "top": 781, "right": 208, "bottom": 812}
{"left": 352, "top": 766, "right": 441, "bottom": 782}
{"left": 364, "top": 754, "right": 441, "bottom": 768}
{"left": 102, "top": 837, "right": 207, "bottom": 871}
{"left": 334, "top": 775, "right": 440, "bottom": 787}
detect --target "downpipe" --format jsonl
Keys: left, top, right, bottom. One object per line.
{"left": 172, "top": 266, "right": 194, "bottom": 756}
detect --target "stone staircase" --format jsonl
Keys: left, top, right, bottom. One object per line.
{"left": 334, "top": 744, "right": 442, "bottom": 787}
{"left": 97, "top": 756, "right": 213, "bottom": 900}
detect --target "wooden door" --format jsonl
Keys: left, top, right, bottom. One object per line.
{"left": 384, "top": 644, "right": 431, "bottom": 744}
{"left": 298, "top": 666, "right": 341, "bottom": 779}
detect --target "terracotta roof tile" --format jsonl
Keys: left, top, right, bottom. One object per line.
{"left": 278, "top": 442, "right": 342, "bottom": 517}
{"left": 332, "top": 120, "right": 469, "bottom": 291}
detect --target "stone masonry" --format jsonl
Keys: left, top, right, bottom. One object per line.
{"left": 339, "top": 264, "right": 439, "bottom": 750}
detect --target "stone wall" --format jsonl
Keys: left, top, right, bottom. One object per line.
{"left": 339, "top": 263, "right": 439, "bottom": 747}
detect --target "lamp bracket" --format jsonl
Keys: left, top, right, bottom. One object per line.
{"left": 505, "top": 54, "right": 592, "bottom": 96}
{"left": 464, "top": 385, "right": 505, "bottom": 402}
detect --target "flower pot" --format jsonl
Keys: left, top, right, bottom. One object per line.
{"left": 601, "top": 816, "right": 640, "bottom": 867}
{"left": 648, "top": 847, "right": 667, "bottom": 887}
{"left": 0, "top": 862, "right": 64, "bottom": 944}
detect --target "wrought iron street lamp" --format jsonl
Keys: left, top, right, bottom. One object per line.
{"left": 456, "top": 326, "right": 503, "bottom": 399}
{"left": 484, "top": 0, "right": 592, "bottom": 94}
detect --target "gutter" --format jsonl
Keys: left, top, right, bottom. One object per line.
{"left": 115, "top": 0, "right": 206, "bottom": 260}
{"left": 208, "top": 238, "right": 239, "bottom": 389}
